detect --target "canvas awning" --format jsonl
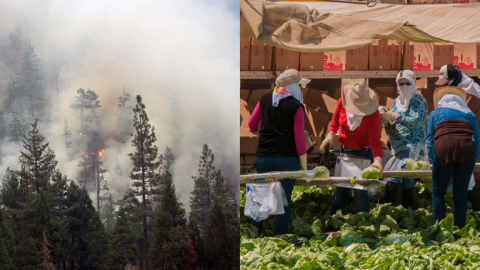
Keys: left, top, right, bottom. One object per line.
{"left": 240, "top": 0, "right": 480, "bottom": 52}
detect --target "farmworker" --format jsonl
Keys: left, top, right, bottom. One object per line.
{"left": 380, "top": 70, "right": 427, "bottom": 210}
{"left": 427, "top": 86, "right": 480, "bottom": 228}
{"left": 319, "top": 84, "right": 383, "bottom": 215}
{"left": 436, "top": 65, "right": 480, "bottom": 211}
{"left": 247, "top": 69, "right": 309, "bottom": 236}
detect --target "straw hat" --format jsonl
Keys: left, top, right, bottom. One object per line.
{"left": 433, "top": 86, "right": 467, "bottom": 109}
{"left": 341, "top": 84, "right": 379, "bottom": 116}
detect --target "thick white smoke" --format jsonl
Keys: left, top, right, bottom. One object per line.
{"left": 0, "top": 0, "right": 239, "bottom": 212}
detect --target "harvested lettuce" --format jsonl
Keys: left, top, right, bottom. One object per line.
{"left": 313, "top": 166, "right": 330, "bottom": 178}
{"left": 361, "top": 167, "right": 380, "bottom": 179}
{"left": 413, "top": 161, "right": 430, "bottom": 170}
{"left": 397, "top": 158, "right": 415, "bottom": 171}
{"left": 349, "top": 176, "right": 358, "bottom": 186}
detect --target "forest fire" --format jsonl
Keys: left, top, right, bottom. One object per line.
{"left": 98, "top": 149, "right": 104, "bottom": 159}
{"left": 79, "top": 133, "right": 86, "bottom": 137}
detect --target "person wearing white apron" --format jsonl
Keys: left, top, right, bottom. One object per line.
{"left": 380, "top": 70, "right": 427, "bottom": 210}
{"left": 319, "top": 84, "right": 384, "bottom": 214}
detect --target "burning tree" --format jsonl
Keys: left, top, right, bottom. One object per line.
{"left": 123, "top": 95, "right": 161, "bottom": 270}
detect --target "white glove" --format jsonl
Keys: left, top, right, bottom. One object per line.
{"left": 319, "top": 131, "right": 335, "bottom": 154}
{"left": 299, "top": 154, "right": 307, "bottom": 171}
{"left": 368, "top": 157, "right": 384, "bottom": 177}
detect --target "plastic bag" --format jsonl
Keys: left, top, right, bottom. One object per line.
{"left": 446, "top": 174, "right": 476, "bottom": 192}
{"left": 314, "top": 166, "right": 330, "bottom": 178}
{"left": 397, "top": 158, "right": 415, "bottom": 171}
{"left": 412, "top": 143, "right": 430, "bottom": 171}
{"left": 244, "top": 184, "right": 277, "bottom": 222}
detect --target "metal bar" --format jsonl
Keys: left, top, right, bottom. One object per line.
{"left": 240, "top": 69, "right": 480, "bottom": 80}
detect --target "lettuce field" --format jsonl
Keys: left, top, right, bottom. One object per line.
{"left": 240, "top": 179, "right": 480, "bottom": 269}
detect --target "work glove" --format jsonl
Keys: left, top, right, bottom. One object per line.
{"left": 319, "top": 131, "right": 335, "bottom": 154}
{"left": 369, "top": 157, "right": 384, "bottom": 178}
{"left": 299, "top": 153, "right": 307, "bottom": 171}
{"left": 381, "top": 111, "right": 399, "bottom": 123}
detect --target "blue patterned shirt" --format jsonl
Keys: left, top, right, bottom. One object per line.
{"left": 384, "top": 94, "right": 428, "bottom": 155}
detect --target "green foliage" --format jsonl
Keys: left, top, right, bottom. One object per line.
{"left": 361, "top": 167, "right": 380, "bottom": 180}
{"left": 23, "top": 237, "right": 43, "bottom": 270}
{"left": 204, "top": 198, "right": 232, "bottom": 269}
{"left": 397, "top": 158, "right": 415, "bottom": 171}
{"left": 240, "top": 182, "right": 480, "bottom": 269}
{"left": 110, "top": 208, "right": 138, "bottom": 268}
{"left": 413, "top": 161, "right": 430, "bottom": 170}
{"left": 0, "top": 209, "right": 15, "bottom": 270}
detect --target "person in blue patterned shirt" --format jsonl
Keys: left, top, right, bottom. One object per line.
{"left": 380, "top": 70, "right": 428, "bottom": 210}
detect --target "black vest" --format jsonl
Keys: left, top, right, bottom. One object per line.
{"left": 256, "top": 93, "right": 304, "bottom": 157}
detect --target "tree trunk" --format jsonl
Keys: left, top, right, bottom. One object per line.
{"left": 96, "top": 147, "right": 100, "bottom": 210}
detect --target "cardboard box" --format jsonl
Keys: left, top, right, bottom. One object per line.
{"left": 376, "top": 87, "right": 395, "bottom": 97}
{"left": 300, "top": 52, "right": 324, "bottom": 71}
{"left": 454, "top": 43, "right": 476, "bottom": 69}
{"left": 477, "top": 43, "right": 480, "bottom": 69}
{"left": 240, "top": 99, "right": 254, "bottom": 129}
{"left": 369, "top": 40, "right": 392, "bottom": 70}
{"left": 391, "top": 40, "right": 402, "bottom": 70}
{"left": 434, "top": 44, "right": 454, "bottom": 70}
{"left": 240, "top": 38, "right": 251, "bottom": 71}
{"left": 346, "top": 45, "right": 369, "bottom": 70}
{"left": 276, "top": 48, "right": 300, "bottom": 71}
{"left": 413, "top": 43, "right": 433, "bottom": 70}
{"left": 427, "top": 101, "right": 434, "bottom": 115}
{"left": 240, "top": 133, "right": 259, "bottom": 155}
{"left": 334, "top": 88, "right": 342, "bottom": 100}
{"left": 240, "top": 89, "right": 249, "bottom": 102}
{"left": 306, "top": 90, "right": 338, "bottom": 113}
{"left": 324, "top": 51, "right": 346, "bottom": 71}
{"left": 375, "top": 91, "right": 391, "bottom": 107}
{"left": 416, "top": 78, "right": 426, "bottom": 89}
{"left": 250, "top": 38, "right": 272, "bottom": 71}
{"left": 420, "top": 89, "right": 434, "bottom": 104}
{"left": 304, "top": 104, "right": 331, "bottom": 137}
{"left": 404, "top": 42, "right": 414, "bottom": 70}
{"left": 240, "top": 14, "right": 255, "bottom": 38}
{"left": 248, "top": 89, "right": 271, "bottom": 107}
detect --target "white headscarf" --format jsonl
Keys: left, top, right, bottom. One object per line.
{"left": 437, "top": 94, "right": 472, "bottom": 114}
{"left": 450, "top": 73, "right": 480, "bottom": 100}
{"left": 272, "top": 82, "right": 303, "bottom": 107}
{"left": 346, "top": 111, "right": 363, "bottom": 131}
{"left": 396, "top": 70, "right": 418, "bottom": 112}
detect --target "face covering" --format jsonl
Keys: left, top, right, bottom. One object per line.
{"left": 437, "top": 94, "right": 471, "bottom": 114}
{"left": 272, "top": 83, "right": 303, "bottom": 107}
{"left": 396, "top": 82, "right": 417, "bottom": 113}
{"left": 346, "top": 111, "right": 363, "bottom": 131}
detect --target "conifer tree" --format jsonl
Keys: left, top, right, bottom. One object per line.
{"left": 85, "top": 211, "right": 112, "bottom": 270}
{"left": 125, "top": 95, "right": 161, "bottom": 270}
{"left": 0, "top": 168, "right": 20, "bottom": 210}
{"left": 0, "top": 209, "right": 15, "bottom": 270}
{"left": 70, "top": 88, "right": 101, "bottom": 135}
{"left": 101, "top": 194, "right": 116, "bottom": 231}
{"left": 162, "top": 146, "right": 175, "bottom": 173}
{"left": 8, "top": 111, "right": 23, "bottom": 142}
{"left": 62, "top": 118, "right": 72, "bottom": 153}
{"left": 204, "top": 198, "right": 231, "bottom": 269}
{"left": 110, "top": 208, "right": 138, "bottom": 270}
{"left": 17, "top": 45, "right": 44, "bottom": 121}
{"left": 17, "top": 119, "right": 58, "bottom": 193}
{"left": 189, "top": 176, "right": 209, "bottom": 233}
{"left": 23, "top": 237, "right": 43, "bottom": 270}
{"left": 188, "top": 214, "right": 205, "bottom": 268}
{"left": 153, "top": 171, "right": 195, "bottom": 269}
{"left": 30, "top": 190, "right": 62, "bottom": 269}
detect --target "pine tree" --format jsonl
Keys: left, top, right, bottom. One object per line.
{"left": 152, "top": 171, "right": 195, "bottom": 269}
{"left": 188, "top": 214, "right": 205, "bottom": 268}
{"left": 101, "top": 194, "right": 116, "bottom": 231}
{"left": 162, "top": 146, "right": 175, "bottom": 173}
{"left": 77, "top": 150, "right": 94, "bottom": 188}
{"left": 84, "top": 211, "right": 112, "bottom": 270}
{"left": 0, "top": 209, "right": 15, "bottom": 270}
{"left": 17, "top": 119, "right": 58, "bottom": 193}
{"left": 204, "top": 198, "right": 231, "bottom": 269}
{"left": 110, "top": 208, "right": 138, "bottom": 270}
{"left": 62, "top": 118, "right": 72, "bottom": 154}
{"left": 126, "top": 95, "right": 161, "bottom": 270}
{"left": 23, "top": 237, "right": 43, "bottom": 270}
{"left": 17, "top": 44, "right": 44, "bottom": 121}
{"left": 0, "top": 168, "right": 20, "bottom": 210}
{"left": 189, "top": 176, "right": 209, "bottom": 234}
{"left": 70, "top": 88, "right": 101, "bottom": 135}
{"left": 190, "top": 144, "right": 215, "bottom": 233}
{"left": 30, "top": 190, "right": 62, "bottom": 269}
{"left": 118, "top": 87, "right": 131, "bottom": 135}
{"left": 8, "top": 111, "right": 23, "bottom": 142}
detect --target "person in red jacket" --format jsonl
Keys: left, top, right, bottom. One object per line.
{"left": 319, "top": 84, "right": 383, "bottom": 214}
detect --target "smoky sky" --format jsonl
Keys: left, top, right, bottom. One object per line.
{"left": 0, "top": 0, "right": 240, "bottom": 212}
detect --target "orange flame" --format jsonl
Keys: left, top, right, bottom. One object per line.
{"left": 98, "top": 149, "right": 105, "bottom": 159}
{"left": 91, "top": 152, "right": 95, "bottom": 155}
{"left": 79, "top": 133, "right": 86, "bottom": 137}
